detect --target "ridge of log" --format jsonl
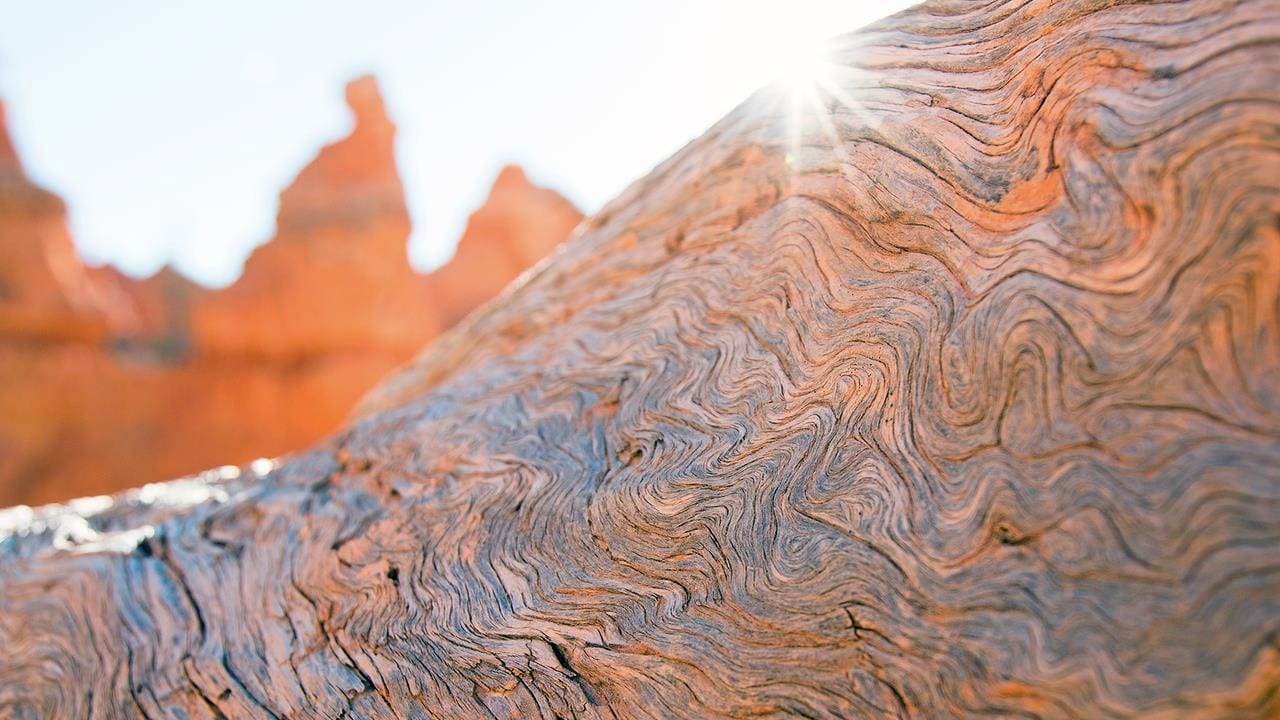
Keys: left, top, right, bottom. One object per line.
{"left": 2, "top": 0, "right": 1279, "bottom": 717}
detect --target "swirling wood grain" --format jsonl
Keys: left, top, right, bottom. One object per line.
{"left": 3, "top": 0, "right": 1279, "bottom": 716}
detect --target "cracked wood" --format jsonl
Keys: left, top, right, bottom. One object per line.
{"left": 3, "top": 0, "right": 1280, "bottom": 717}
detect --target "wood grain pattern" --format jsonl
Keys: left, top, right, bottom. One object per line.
{"left": 3, "top": 0, "right": 1279, "bottom": 716}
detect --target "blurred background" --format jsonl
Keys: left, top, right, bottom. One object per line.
{"left": 0, "top": 1, "right": 910, "bottom": 507}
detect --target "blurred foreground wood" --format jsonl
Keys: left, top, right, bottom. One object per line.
{"left": 2, "top": 0, "right": 1278, "bottom": 716}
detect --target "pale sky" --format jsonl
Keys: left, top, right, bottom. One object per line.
{"left": 0, "top": 1, "right": 912, "bottom": 286}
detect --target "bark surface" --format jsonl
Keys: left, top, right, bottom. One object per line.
{"left": 2, "top": 0, "right": 1279, "bottom": 717}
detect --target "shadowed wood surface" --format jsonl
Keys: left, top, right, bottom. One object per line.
{"left": 2, "top": 0, "right": 1280, "bottom": 717}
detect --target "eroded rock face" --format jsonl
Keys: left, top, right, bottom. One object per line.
{"left": 0, "top": 101, "right": 122, "bottom": 344}
{"left": 429, "top": 164, "right": 585, "bottom": 328}
{"left": 0, "top": 78, "right": 582, "bottom": 506}
{"left": 193, "top": 75, "right": 427, "bottom": 358}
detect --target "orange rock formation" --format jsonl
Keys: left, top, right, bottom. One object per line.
{"left": 0, "top": 77, "right": 582, "bottom": 506}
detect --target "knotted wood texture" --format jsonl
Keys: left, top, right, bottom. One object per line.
{"left": 3, "top": 0, "right": 1279, "bottom": 716}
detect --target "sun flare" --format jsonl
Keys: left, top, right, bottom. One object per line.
{"left": 773, "top": 46, "right": 834, "bottom": 94}
{"left": 766, "top": 42, "right": 871, "bottom": 169}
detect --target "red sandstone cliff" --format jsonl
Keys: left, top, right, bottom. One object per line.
{"left": 194, "top": 76, "right": 432, "bottom": 357}
{"left": 429, "top": 164, "right": 584, "bottom": 328}
{"left": 0, "top": 101, "right": 125, "bottom": 343}
{"left": 0, "top": 78, "right": 582, "bottom": 506}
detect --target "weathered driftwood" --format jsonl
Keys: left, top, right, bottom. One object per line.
{"left": 2, "top": 0, "right": 1279, "bottom": 717}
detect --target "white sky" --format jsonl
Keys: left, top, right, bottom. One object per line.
{"left": 0, "top": 1, "right": 912, "bottom": 287}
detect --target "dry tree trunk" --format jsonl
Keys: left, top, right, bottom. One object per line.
{"left": 2, "top": 0, "right": 1279, "bottom": 717}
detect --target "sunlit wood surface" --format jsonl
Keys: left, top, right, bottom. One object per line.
{"left": 2, "top": 0, "right": 1279, "bottom": 716}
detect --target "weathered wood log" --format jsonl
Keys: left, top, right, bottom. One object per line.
{"left": 2, "top": 0, "right": 1279, "bottom": 716}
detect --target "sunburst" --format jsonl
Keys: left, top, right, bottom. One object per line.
{"left": 770, "top": 43, "right": 875, "bottom": 170}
